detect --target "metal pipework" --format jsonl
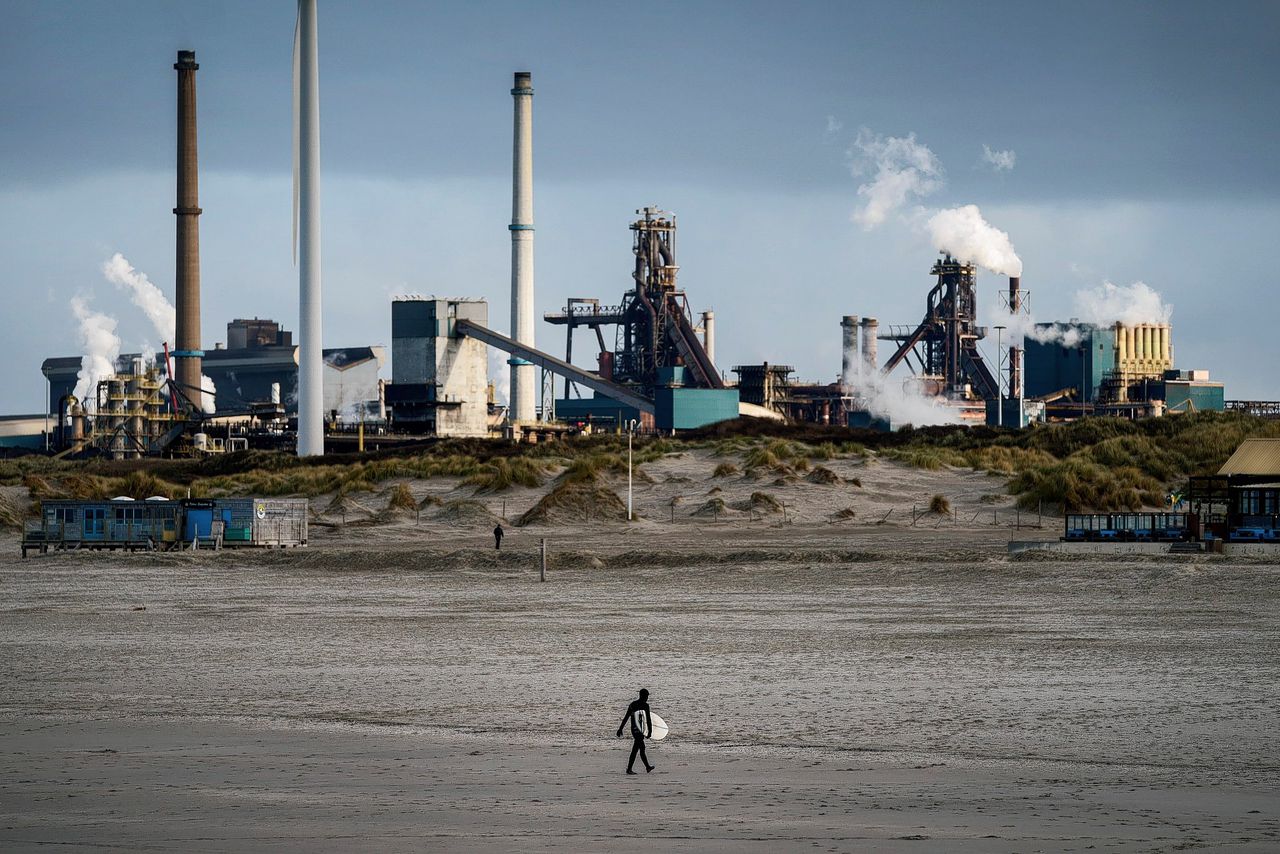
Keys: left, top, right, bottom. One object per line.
{"left": 841, "top": 315, "right": 859, "bottom": 387}
{"left": 509, "top": 71, "right": 536, "bottom": 423}
{"left": 173, "top": 50, "right": 203, "bottom": 404}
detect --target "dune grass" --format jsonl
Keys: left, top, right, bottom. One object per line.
{"left": 712, "top": 462, "right": 739, "bottom": 478}
{"left": 14, "top": 409, "right": 1277, "bottom": 517}
{"left": 386, "top": 483, "right": 417, "bottom": 511}
{"left": 462, "top": 457, "right": 549, "bottom": 493}
{"left": 806, "top": 465, "right": 840, "bottom": 485}
{"left": 518, "top": 477, "right": 627, "bottom": 526}
{"left": 876, "top": 411, "right": 1280, "bottom": 512}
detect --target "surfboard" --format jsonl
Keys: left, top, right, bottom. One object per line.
{"left": 633, "top": 710, "right": 669, "bottom": 741}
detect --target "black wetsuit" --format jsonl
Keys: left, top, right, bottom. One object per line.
{"left": 494, "top": 525, "right": 503, "bottom": 550}
{"left": 621, "top": 699, "right": 653, "bottom": 773}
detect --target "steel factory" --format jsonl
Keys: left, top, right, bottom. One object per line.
{"left": 1, "top": 23, "right": 1258, "bottom": 463}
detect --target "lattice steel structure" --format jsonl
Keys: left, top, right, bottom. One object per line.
{"left": 881, "top": 254, "right": 998, "bottom": 400}
{"left": 545, "top": 207, "right": 722, "bottom": 398}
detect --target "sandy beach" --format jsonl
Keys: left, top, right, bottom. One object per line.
{"left": 3, "top": 515, "right": 1280, "bottom": 851}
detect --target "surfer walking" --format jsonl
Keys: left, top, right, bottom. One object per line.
{"left": 616, "top": 688, "right": 655, "bottom": 775}
{"left": 493, "top": 524, "right": 504, "bottom": 550}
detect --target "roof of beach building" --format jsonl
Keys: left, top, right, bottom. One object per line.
{"left": 1218, "top": 438, "right": 1280, "bottom": 476}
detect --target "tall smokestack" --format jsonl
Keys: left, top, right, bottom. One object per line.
{"left": 702, "top": 310, "right": 715, "bottom": 367}
{"left": 173, "top": 50, "right": 202, "bottom": 405}
{"left": 1008, "top": 276, "right": 1022, "bottom": 398}
{"left": 509, "top": 71, "right": 536, "bottom": 422}
{"left": 840, "top": 316, "right": 859, "bottom": 388}
{"left": 295, "top": 0, "right": 324, "bottom": 456}
{"left": 860, "top": 317, "right": 878, "bottom": 373}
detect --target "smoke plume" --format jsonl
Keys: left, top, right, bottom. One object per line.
{"left": 841, "top": 352, "right": 959, "bottom": 428}
{"left": 488, "top": 349, "right": 510, "bottom": 407}
{"left": 849, "top": 130, "right": 943, "bottom": 229}
{"left": 102, "top": 252, "right": 176, "bottom": 345}
{"left": 1074, "top": 281, "right": 1172, "bottom": 327}
{"left": 101, "top": 252, "right": 217, "bottom": 412}
{"left": 994, "top": 280, "right": 1173, "bottom": 350}
{"left": 200, "top": 374, "right": 217, "bottom": 414}
{"left": 927, "top": 204, "right": 1023, "bottom": 277}
{"left": 71, "top": 296, "right": 121, "bottom": 408}
{"left": 856, "top": 373, "right": 962, "bottom": 427}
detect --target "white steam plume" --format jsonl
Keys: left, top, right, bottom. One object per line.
{"left": 981, "top": 144, "right": 1016, "bottom": 172}
{"left": 849, "top": 130, "right": 943, "bottom": 229}
{"left": 488, "top": 349, "right": 510, "bottom": 407}
{"left": 993, "top": 280, "right": 1172, "bottom": 349}
{"left": 858, "top": 373, "right": 961, "bottom": 427}
{"left": 102, "top": 252, "right": 176, "bottom": 344}
{"left": 102, "top": 252, "right": 217, "bottom": 412}
{"left": 71, "top": 296, "right": 121, "bottom": 408}
{"left": 842, "top": 359, "right": 960, "bottom": 428}
{"left": 1074, "top": 281, "right": 1171, "bottom": 327}
{"left": 927, "top": 204, "right": 1023, "bottom": 277}
{"left": 200, "top": 375, "right": 217, "bottom": 414}
{"left": 994, "top": 310, "right": 1085, "bottom": 348}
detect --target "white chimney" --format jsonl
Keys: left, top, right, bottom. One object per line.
{"left": 509, "top": 71, "right": 535, "bottom": 423}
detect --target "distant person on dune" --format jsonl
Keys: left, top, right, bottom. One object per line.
{"left": 493, "top": 524, "right": 504, "bottom": 550}
{"left": 616, "top": 688, "right": 655, "bottom": 774}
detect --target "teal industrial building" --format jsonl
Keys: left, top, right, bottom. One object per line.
{"left": 556, "top": 367, "right": 739, "bottom": 432}
{"left": 1024, "top": 323, "right": 1115, "bottom": 403}
{"left": 1023, "top": 321, "right": 1223, "bottom": 414}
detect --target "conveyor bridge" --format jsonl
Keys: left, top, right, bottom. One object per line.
{"left": 454, "top": 319, "right": 655, "bottom": 414}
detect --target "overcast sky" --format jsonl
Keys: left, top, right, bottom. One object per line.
{"left": 2, "top": 0, "right": 1278, "bottom": 411}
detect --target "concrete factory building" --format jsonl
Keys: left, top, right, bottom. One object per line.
{"left": 385, "top": 297, "right": 489, "bottom": 437}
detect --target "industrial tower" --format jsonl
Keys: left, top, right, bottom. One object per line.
{"left": 881, "top": 254, "right": 999, "bottom": 400}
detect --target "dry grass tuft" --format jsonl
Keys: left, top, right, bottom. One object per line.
{"left": 386, "top": 483, "right": 417, "bottom": 512}
{"left": 517, "top": 478, "right": 627, "bottom": 526}
{"left": 712, "top": 462, "right": 739, "bottom": 478}
{"left": 806, "top": 466, "right": 840, "bottom": 485}
{"left": 463, "top": 457, "right": 548, "bottom": 493}
{"left": 436, "top": 499, "right": 501, "bottom": 526}
{"left": 691, "top": 497, "right": 728, "bottom": 517}
{"left": 0, "top": 493, "right": 29, "bottom": 529}
{"left": 740, "top": 491, "right": 783, "bottom": 513}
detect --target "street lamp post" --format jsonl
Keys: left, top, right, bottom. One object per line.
{"left": 627, "top": 418, "right": 638, "bottom": 521}
{"left": 994, "top": 325, "right": 1006, "bottom": 428}
{"left": 1081, "top": 340, "right": 1088, "bottom": 418}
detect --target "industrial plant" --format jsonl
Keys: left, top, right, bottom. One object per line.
{"left": 1, "top": 21, "right": 1257, "bottom": 463}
